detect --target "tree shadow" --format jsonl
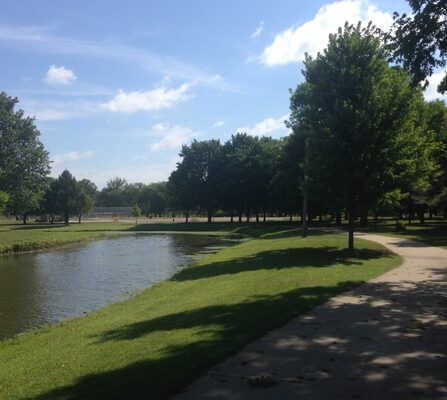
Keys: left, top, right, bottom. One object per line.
{"left": 32, "top": 281, "right": 361, "bottom": 400}
{"left": 30, "top": 263, "right": 447, "bottom": 400}
{"left": 171, "top": 246, "right": 390, "bottom": 282}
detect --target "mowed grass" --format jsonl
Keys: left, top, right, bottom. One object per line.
{"left": 358, "top": 218, "right": 447, "bottom": 249}
{"left": 0, "top": 220, "right": 299, "bottom": 255}
{"left": 0, "top": 230, "right": 401, "bottom": 400}
{"left": 0, "top": 223, "right": 107, "bottom": 255}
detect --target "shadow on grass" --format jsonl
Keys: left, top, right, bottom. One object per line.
{"left": 33, "top": 281, "right": 360, "bottom": 400}
{"left": 172, "top": 246, "right": 389, "bottom": 282}
{"left": 32, "top": 261, "right": 447, "bottom": 400}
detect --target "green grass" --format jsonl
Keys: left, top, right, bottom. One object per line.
{"left": 357, "top": 218, "right": 447, "bottom": 249}
{"left": 0, "top": 230, "right": 401, "bottom": 400}
{"left": 0, "top": 220, "right": 301, "bottom": 255}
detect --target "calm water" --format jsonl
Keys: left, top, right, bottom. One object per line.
{"left": 0, "top": 234, "right": 229, "bottom": 338}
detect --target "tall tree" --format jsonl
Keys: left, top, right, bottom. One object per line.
{"left": 171, "top": 140, "right": 223, "bottom": 223}
{"left": 392, "top": 0, "right": 447, "bottom": 93}
{"left": 0, "top": 92, "right": 50, "bottom": 223}
{"left": 52, "top": 170, "right": 81, "bottom": 225}
{"left": 76, "top": 179, "right": 97, "bottom": 223}
{"left": 290, "top": 23, "right": 437, "bottom": 249}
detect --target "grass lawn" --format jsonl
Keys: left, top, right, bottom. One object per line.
{"left": 0, "top": 220, "right": 302, "bottom": 255}
{"left": 357, "top": 218, "right": 447, "bottom": 249}
{"left": 0, "top": 229, "right": 401, "bottom": 400}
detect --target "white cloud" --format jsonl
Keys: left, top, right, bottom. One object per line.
{"left": 45, "top": 65, "right": 77, "bottom": 85}
{"left": 101, "top": 83, "right": 193, "bottom": 113}
{"left": 52, "top": 151, "right": 95, "bottom": 166}
{"left": 213, "top": 120, "right": 225, "bottom": 128}
{"left": 22, "top": 99, "right": 98, "bottom": 121}
{"left": 149, "top": 123, "right": 199, "bottom": 151}
{"left": 424, "top": 70, "right": 447, "bottom": 101}
{"left": 59, "top": 163, "right": 174, "bottom": 189}
{"left": 237, "top": 114, "right": 290, "bottom": 137}
{"left": 0, "top": 24, "right": 229, "bottom": 90}
{"left": 251, "top": 22, "right": 264, "bottom": 39}
{"left": 259, "top": 0, "right": 393, "bottom": 66}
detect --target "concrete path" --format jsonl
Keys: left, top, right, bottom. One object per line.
{"left": 173, "top": 234, "right": 447, "bottom": 399}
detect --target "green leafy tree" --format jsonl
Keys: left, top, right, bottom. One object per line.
{"left": 171, "top": 140, "right": 223, "bottom": 223}
{"left": 0, "top": 92, "right": 50, "bottom": 223}
{"left": 392, "top": 0, "right": 447, "bottom": 93}
{"left": 51, "top": 170, "right": 81, "bottom": 225}
{"left": 132, "top": 203, "right": 141, "bottom": 224}
{"left": 290, "top": 23, "right": 437, "bottom": 249}
{"left": 0, "top": 191, "right": 9, "bottom": 215}
{"left": 76, "top": 179, "right": 97, "bottom": 223}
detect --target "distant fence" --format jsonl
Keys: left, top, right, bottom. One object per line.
{"left": 85, "top": 207, "right": 133, "bottom": 219}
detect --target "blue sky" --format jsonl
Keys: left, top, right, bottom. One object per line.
{"left": 1, "top": 0, "right": 445, "bottom": 187}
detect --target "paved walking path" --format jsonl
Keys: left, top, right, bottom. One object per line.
{"left": 173, "top": 234, "right": 447, "bottom": 399}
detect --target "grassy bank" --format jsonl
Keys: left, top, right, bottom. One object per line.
{"left": 0, "top": 230, "right": 401, "bottom": 400}
{"left": 358, "top": 218, "right": 447, "bottom": 249}
{"left": 0, "top": 223, "right": 107, "bottom": 255}
{"left": 0, "top": 220, "right": 297, "bottom": 255}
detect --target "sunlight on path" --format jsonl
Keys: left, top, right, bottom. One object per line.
{"left": 173, "top": 234, "right": 447, "bottom": 399}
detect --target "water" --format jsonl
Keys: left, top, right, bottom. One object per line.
{"left": 0, "top": 233, "right": 229, "bottom": 338}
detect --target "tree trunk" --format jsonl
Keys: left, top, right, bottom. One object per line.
{"left": 336, "top": 211, "right": 342, "bottom": 226}
{"left": 230, "top": 212, "right": 234, "bottom": 223}
{"left": 78, "top": 214, "right": 82, "bottom": 224}
{"left": 22, "top": 213, "right": 28, "bottom": 225}
{"left": 255, "top": 212, "right": 259, "bottom": 223}
{"left": 419, "top": 210, "right": 425, "bottom": 224}
{"left": 263, "top": 210, "right": 266, "bottom": 222}
{"left": 374, "top": 212, "right": 378, "bottom": 224}
{"left": 64, "top": 213, "right": 69, "bottom": 226}
{"left": 348, "top": 208, "right": 355, "bottom": 251}
{"left": 360, "top": 213, "right": 368, "bottom": 227}
{"left": 238, "top": 211, "right": 242, "bottom": 223}
{"left": 185, "top": 209, "right": 189, "bottom": 224}
{"left": 289, "top": 214, "right": 293, "bottom": 222}
{"left": 207, "top": 209, "right": 212, "bottom": 223}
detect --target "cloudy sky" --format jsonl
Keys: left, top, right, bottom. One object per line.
{"left": 1, "top": 0, "right": 445, "bottom": 187}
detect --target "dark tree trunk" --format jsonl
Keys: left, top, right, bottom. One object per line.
{"left": 238, "top": 211, "right": 242, "bottom": 223}
{"left": 230, "top": 212, "right": 234, "bottom": 223}
{"left": 246, "top": 208, "right": 250, "bottom": 222}
{"left": 255, "top": 212, "right": 259, "bottom": 223}
{"left": 185, "top": 209, "right": 189, "bottom": 224}
{"left": 336, "top": 211, "right": 342, "bottom": 226}
{"left": 289, "top": 214, "right": 293, "bottom": 222}
{"left": 360, "top": 213, "right": 368, "bottom": 227}
{"left": 348, "top": 208, "right": 355, "bottom": 251}
{"left": 64, "top": 213, "right": 69, "bottom": 226}
{"left": 344, "top": 210, "right": 349, "bottom": 221}
{"left": 419, "top": 210, "right": 425, "bottom": 224}
{"left": 374, "top": 212, "right": 378, "bottom": 224}
{"left": 78, "top": 215, "right": 82, "bottom": 224}
{"left": 207, "top": 209, "right": 212, "bottom": 223}
{"left": 263, "top": 210, "right": 266, "bottom": 222}
{"left": 22, "top": 213, "right": 28, "bottom": 225}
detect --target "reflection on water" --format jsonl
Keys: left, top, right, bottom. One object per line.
{"left": 0, "top": 234, "right": 228, "bottom": 338}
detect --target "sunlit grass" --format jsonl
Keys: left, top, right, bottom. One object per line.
{"left": 0, "top": 231, "right": 401, "bottom": 400}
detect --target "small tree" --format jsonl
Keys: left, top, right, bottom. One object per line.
{"left": 132, "top": 204, "right": 141, "bottom": 224}
{"left": 0, "top": 191, "right": 9, "bottom": 215}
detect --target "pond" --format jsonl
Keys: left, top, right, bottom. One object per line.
{"left": 0, "top": 233, "right": 231, "bottom": 339}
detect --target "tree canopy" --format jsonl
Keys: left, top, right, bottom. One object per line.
{"left": 392, "top": 0, "right": 447, "bottom": 93}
